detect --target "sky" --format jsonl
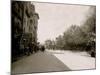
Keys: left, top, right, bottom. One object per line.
{"left": 32, "top": 2, "right": 90, "bottom": 44}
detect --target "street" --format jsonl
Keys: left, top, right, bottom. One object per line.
{"left": 11, "top": 50, "right": 95, "bottom": 74}
{"left": 11, "top": 2, "right": 96, "bottom": 75}
{"left": 48, "top": 50, "right": 96, "bottom": 70}
{"left": 11, "top": 50, "right": 70, "bottom": 74}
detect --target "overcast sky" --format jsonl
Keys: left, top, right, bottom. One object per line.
{"left": 32, "top": 2, "right": 90, "bottom": 44}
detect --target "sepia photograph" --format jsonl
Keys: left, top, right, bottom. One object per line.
{"left": 11, "top": 0, "right": 96, "bottom": 74}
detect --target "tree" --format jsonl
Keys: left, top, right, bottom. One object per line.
{"left": 55, "top": 35, "right": 65, "bottom": 49}
{"left": 62, "top": 25, "right": 87, "bottom": 50}
{"left": 44, "top": 40, "right": 56, "bottom": 50}
{"left": 81, "top": 6, "right": 96, "bottom": 51}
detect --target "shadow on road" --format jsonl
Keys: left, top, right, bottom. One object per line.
{"left": 11, "top": 51, "right": 71, "bottom": 74}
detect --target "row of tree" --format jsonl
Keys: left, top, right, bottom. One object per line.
{"left": 44, "top": 6, "right": 96, "bottom": 51}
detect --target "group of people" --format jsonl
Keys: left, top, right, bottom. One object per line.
{"left": 24, "top": 42, "right": 45, "bottom": 56}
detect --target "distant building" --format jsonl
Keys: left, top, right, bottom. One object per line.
{"left": 12, "top": 1, "right": 39, "bottom": 59}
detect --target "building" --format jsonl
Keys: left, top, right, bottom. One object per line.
{"left": 22, "top": 2, "right": 39, "bottom": 43}
{"left": 12, "top": 1, "right": 39, "bottom": 61}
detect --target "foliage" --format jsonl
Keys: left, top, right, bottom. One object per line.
{"left": 44, "top": 40, "right": 56, "bottom": 50}
{"left": 44, "top": 6, "right": 96, "bottom": 51}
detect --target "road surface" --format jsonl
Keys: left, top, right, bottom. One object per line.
{"left": 11, "top": 51, "right": 70, "bottom": 74}
{"left": 11, "top": 50, "right": 95, "bottom": 74}
{"left": 48, "top": 50, "right": 96, "bottom": 70}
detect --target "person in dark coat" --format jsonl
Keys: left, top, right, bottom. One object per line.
{"left": 41, "top": 45, "right": 45, "bottom": 52}
{"left": 29, "top": 42, "right": 33, "bottom": 54}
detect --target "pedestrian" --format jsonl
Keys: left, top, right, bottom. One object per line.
{"left": 41, "top": 45, "right": 45, "bottom": 52}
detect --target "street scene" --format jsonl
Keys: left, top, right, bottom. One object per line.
{"left": 11, "top": 1, "right": 96, "bottom": 74}
{"left": 12, "top": 50, "right": 95, "bottom": 74}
